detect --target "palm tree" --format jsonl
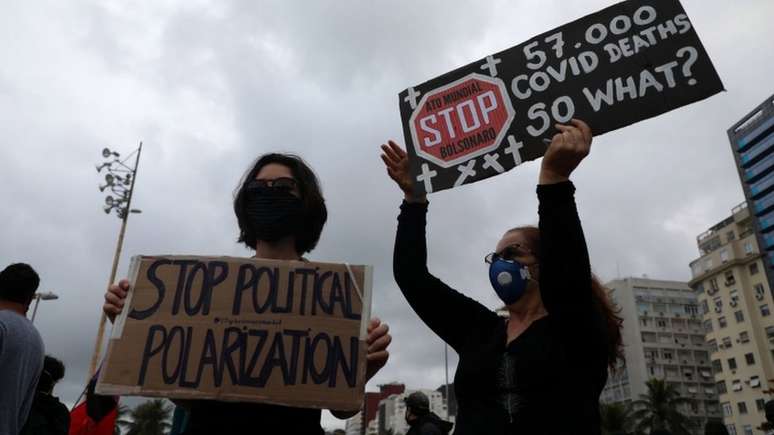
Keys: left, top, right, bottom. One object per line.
{"left": 630, "top": 378, "right": 692, "bottom": 435}
{"left": 122, "top": 400, "right": 172, "bottom": 435}
{"left": 600, "top": 402, "right": 633, "bottom": 435}
{"left": 114, "top": 404, "right": 132, "bottom": 435}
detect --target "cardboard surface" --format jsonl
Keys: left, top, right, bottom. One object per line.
{"left": 96, "top": 255, "right": 372, "bottom": 411}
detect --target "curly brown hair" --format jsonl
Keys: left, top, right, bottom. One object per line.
{"left": 509, "top": 226, "right": 624, "bottom": 369}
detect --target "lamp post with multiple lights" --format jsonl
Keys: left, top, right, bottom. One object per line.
{"left": 88, "top": 142, "right": 143, "bottom": 377}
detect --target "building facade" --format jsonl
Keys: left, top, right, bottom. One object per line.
{"left": 601, "top": 277, "right": 720, "bottom": 433}
{"left": 727, "top": 93, "right": 774, "bottom": 296}
{"left": 689, "top": 203, "right": 774, "bottom": 435}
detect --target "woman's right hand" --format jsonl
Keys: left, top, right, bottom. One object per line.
{"left": 380, "top": 140, "right": 426, "bottom": 203}
{"left": 103, "top": 279, "right": 129, "bottom": 323}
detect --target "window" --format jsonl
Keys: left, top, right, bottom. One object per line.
{"left": 750, "top": 376, "right": 760, "bottom": 387}
{"left": 663, "top": 351, "right": 673, "bottom": 360}
{"left": 712, "top": 359, "right": 723, "bottom": 374}
{"left": 724, "top": 270, "right": 735, "bottom": 285}
{"left": 728, "top": 358, "right": 737, "bottom": 370}
{"left": 737, "top": 401, "right": 748, "bottom": 414}
{"left": 732, "top": 379, "right": 742, "bottom": 391}
{"left": 758, "top": 398, "right": 767, "bottom": 411}
{"left": 739, "top": 331, "right": 749, "bottom": 343}
{"left": 744, "top": 353, "right": 755, "bottom": 365}
{"left": 722, "top": 402, "right": 733, "bottom": 417}
{"left": 749, "top": 262, "right": 759, "bottom": 275}
{"left": 691, "top": 262, "right": 702, "bottom": 278}
{"left": 721, "top": 249, "right": 730, "bottom": 263}
{"left": 726, "top": 231, "right": 736, "bottom": 242}
{"left": 734, "top": 310, "right": 744, "bottom": 323}
{"left": 726, "top": 424, "right": 737, "bottom": 435}
{"left": 718, "top": 316, "right": 727, "bottom": 328}
{"left": 705, "top": 258, "right": 714, "bottom": 271}
{"left": 701, "top": 299, "right": 709, "bottom": 314}
{"left": 704, "top": 319, "right": 713, "bottom": 332}
{"left": 762, "top": 304, "right": 771, "bottom": 317}
{"left": 714, "top": 297, "right": 723, "bottom": 312}
{"left": 767, "top": 326, "right": 774, "bottom": 340}
{"left": 716, "top": 380, "right": 727, "bottom": 394}
{"left": 742, "top": 425, "right": 753, "bottom": 435}
{"left": 730, "top": 289, "right": 739, "bottom": 305}
{"left": 709, "top": 278, "right": 719, "bottom": 292}
{"left": 755, "top": 283, "right": 767, "bottom": 300}
{"left": 657, "top": 319, "right": 667, "bottom": 328}
{"left": 707, "top": 339, "right": 718, "bottom": 352}
{"left": 722, "top": 337, "right": 732, "bottom": 348}
{"left": 744, "top": 241, "right": 754, "bottom": 254}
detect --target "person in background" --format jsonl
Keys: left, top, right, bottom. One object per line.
{"left": 404, "top": 392, "right": 453, "bottom": 435}
{"left": 21, "top": 355, "right": 70, "bottom": 435}
{"left": 0, "top": 263, "right": 45, "bottom": 435}
{"left": 104, "top": 153, "right": 392, "bottom": 435}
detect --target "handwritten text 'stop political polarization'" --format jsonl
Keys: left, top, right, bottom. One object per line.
{"left": 96, "top": 256, "right": 373, "bottom": 411}
{"left": 398, "top": 0, "right": 724, "bottom": 194}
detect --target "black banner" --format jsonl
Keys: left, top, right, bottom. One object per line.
{"left": 398, "top": 0, "right": 723, "bottom": 194}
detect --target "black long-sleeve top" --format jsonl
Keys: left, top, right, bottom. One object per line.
{"left": 394, "top": 181, "right": 609, "bottom": 435}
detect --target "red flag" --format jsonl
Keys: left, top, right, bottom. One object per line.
{"left": 68, "top": 401, "right": 116, "bottom": 435}
{"left": 68, "top": 371, "right": 119, "bottom": 435}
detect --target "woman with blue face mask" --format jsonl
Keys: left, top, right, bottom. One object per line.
{"left": 380, "top": 119, "right": 623, "bottom": 435}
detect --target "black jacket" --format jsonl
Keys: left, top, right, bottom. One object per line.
{"left": 394, "top": 182, "right": 609, "bottom": 435}
{"left": 407, "top": 412, "right": 454, "bottom": 435}
{"left": 20, "top": 392, "right": 70, "bottom": 435}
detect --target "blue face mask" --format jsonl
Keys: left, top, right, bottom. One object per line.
{"left": 488, "top": 257, "right": 532, "bottom": 305}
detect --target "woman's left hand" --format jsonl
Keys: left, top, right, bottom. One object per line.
{"left": 540, "top": 119, "right": 592, "bottom": 185}
{"left": 365, "top": 317, "right": 391, "bottom": 381}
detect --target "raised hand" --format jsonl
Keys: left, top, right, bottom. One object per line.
{"left": 103, "top": 278, "right": 129, "bottom": 323}
{"left": 540, "top": 119, "right": 593, "bottom": 185}
{"left": 380, "top": 140, "right": 426, "bottom": 203}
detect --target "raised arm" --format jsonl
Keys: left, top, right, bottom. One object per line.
{"left": 536, "top": 120, "right": 594, "bottom": 320}
{"left": 381, "top": 141, "right": 497, "bottom": 351}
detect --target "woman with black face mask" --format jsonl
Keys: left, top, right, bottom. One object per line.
{"left": 103, "top": 153, "right": 392, "bottom": 435}
{"left": 380, "top": 120, "right": 623, "bottom": 435}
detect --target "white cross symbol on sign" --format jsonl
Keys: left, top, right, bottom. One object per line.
{"left": 504, "top": 135, "right": 525, "bottom": 166}
{"left": 453, "top": 160, "right": 477, "bottom": 187}
{"left": 482, "top": 153, "right": 505, "bottom": 173}
{"left": 404, "top": 87, "right": 421, "bottom": 110}
{"left": 416, "top": 163, "right": 438, "bottom": 193}
{"left": 480, "top": 55, "right": 502, "bottom": 77}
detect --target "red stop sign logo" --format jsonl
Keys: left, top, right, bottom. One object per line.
{"left": 409, "top": 73, "right": 515, "bottom": 168}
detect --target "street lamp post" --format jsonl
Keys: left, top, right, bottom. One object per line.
{"left": 88, "top": 141, "right": 143, "bottom": 377}
{"left": 30, "top": 291, "right": 59, "bottom": 323}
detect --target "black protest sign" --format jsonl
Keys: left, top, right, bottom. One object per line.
{"left": 96, "top": 255, "right": 372, "bottom": 411}
{"left": 398, "top": 0, "right": 723, "bottom": 194}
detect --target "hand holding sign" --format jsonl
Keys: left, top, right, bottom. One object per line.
{"left": 540, "top": 119, "right": 593, "bottom": 185}
{"left": 104, "top": 279, "right": 130, "bottom": 323}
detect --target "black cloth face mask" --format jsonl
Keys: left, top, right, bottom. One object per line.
{"left": 244, "top": 185, "right": 304, "bottom": 242}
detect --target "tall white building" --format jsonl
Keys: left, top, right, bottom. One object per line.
{"left": 601, "top": 277, "right": 722, "bottom": 433}
{"left": 689, "top": 202, "right": 774, "bottom": 435}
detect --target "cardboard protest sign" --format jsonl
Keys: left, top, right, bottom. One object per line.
{"left": 96, "top": 256, "right": 372, "bottom": 411}
{"left": 399, "top": 0, "right": 723, "bottom": 194}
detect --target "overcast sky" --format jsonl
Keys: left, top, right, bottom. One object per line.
{"left": 2, "top": 0, "right": 773, "bottom": 430}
